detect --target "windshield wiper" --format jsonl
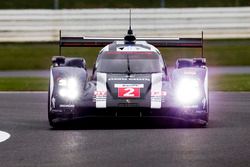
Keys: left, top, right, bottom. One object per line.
{"left": 126, "top": 54, "right": 133, "bottom": 75}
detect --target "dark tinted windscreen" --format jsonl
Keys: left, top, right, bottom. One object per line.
{"left": 96, "top": 52, "right": 162, "bottom": 73}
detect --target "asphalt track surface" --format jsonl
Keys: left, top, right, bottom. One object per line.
{"left": 1, "top": 66, "right": 250, "bottom": 78}
{"left": 0, "top": 92, "right": 250, "bottom": 167}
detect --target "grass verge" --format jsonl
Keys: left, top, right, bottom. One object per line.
{"left": 0, "top": 74, "right": 249, "bottom": 91}
{"left": 1, "top": 39, "right": 250, "bottom": 70}
{"left": 0, "top": 77, "right": 48, "bottom": 91}
{"left": 210, "top": 74, "right": 250, "bottom": 91}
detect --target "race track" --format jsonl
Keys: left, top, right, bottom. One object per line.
{"left": 0, "top": 92, "right": 250, "bottom": 167}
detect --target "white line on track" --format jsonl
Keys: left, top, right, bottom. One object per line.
{"left": 0, "top": 131, "right": 10, "bottom": 143}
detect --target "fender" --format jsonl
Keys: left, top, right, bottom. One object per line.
{"left": 50, "top": 66, "right": 88, "bottom": 100}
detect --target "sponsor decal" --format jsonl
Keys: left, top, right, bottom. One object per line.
{"left": 59, "top": 104, "right": 75, "bottom": 108}
{"left": 152, "top": 91, "right": 167, "bottom": 96}
{"left": 151, "top": 73, "right": 163, "bottom": 109}
{"left": 108, "top": 78, "right": 150, "bottom": 81}
{"left": 114, "top": 84, "right": 144, "bottom": 88}
{"left": 183, "top": 69, "right": 197, "bottom": 75}
{"left": 96, "top": 73, "right": 107, "bottom": 108}
{"left": 94, "top": 90, "right": 107, "bottom": 97}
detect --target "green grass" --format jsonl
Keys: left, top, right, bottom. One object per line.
{"left": 0, "top": 0, "right": 249, "bottom": 9}
{"left": 1, "top": 39, "right": 250, "bottom": 70}
{"left": 164, "top": 40, "right": 250, "bottom": 66}
{"left": 0, "top": 77, "right": 48, "bottom": 91}
{"left": 0, "top": 75, "right": 250, "bottom": 91}
{"left": 0, "top": 42, "right": 100, "bottom": 70}
{"left": 210, "top": 74, "right": 250, "bottom": 91}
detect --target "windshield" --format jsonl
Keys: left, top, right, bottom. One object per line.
{"left": 96, "top": 52, "right": 162, "bottom": 73}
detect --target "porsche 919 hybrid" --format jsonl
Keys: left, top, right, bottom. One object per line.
{"left": 48, "top": 27, "right": 209, "bottom": 128}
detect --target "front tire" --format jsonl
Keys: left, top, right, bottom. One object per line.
{"left": 48, "top": 83, "right": 59, "bottom": 128}
{"left": 197, "top": 100, "right": 209, "bottom": 128}
{"left": 48, "top": 112, "right": 56, "bottom": 127}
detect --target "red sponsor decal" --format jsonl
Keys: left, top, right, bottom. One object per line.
{"left": 151, "top": 91, "right": 167, "bottom": 96}
{"left": 118, "top": 87, "right": 140, "bottom": 98}
{"left": 94, "top": 90, "right": 106, "bottom": 96}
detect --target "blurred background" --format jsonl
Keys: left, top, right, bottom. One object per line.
{"left": 1, "top": 0, "right": 250, "bottom": 9}
{"left": 0, "top": 0, "right": 250, "bottom": 91}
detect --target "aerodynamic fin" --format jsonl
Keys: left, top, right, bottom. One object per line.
{"left": 59, "top": 36, "right": 203, "bottom": 48}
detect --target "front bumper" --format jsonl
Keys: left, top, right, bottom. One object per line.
{"left": 50, "top": 106, "right": 208, "bottom": 124}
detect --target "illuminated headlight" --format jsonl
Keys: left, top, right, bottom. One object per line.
{"left": 58, "top": 78, "right": 79, "bottom": 100}
{"left": 175, "top": 78, "right": 201, "bottom": 105}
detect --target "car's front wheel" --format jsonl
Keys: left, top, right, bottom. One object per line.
{"left": 48, "top": 83, "right": 59, "bottom": 128}
{"left": 197, "top": 99, "right": 209, "bottom": 128}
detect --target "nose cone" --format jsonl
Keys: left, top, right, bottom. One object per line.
{"left": 106, "top": 73, "right": 151, "bottom": 99}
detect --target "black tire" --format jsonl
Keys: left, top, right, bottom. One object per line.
{"left": 197, "top": 97, "right": 209, "bottom": 128}
{"left": 200, "top": 113, "right": 209, "bottom": 128}
{"left": 199, "top": 121, "right": 208, "bottom": 128}
{"left": 48, "top": 82, "right": 58, "bottom": 128}
{"left": 48, "top": 112, "right": 55, "bottom": 127}
{"left": 204, "top": 90, "right": 210, "bottom": 125}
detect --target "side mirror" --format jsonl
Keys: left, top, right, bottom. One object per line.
{"left": 91, "top": 63, "right": 97, "bottom": 80}
{"left": 52, "top": 56, "right": 65, "bottom": 66}
{"left": 175, "top": 59, "right": 193, "bottom": 69}
{"left": 64, "top": 58, "right": 87, "bottom": 69}
{"left": 193, "top": 58, "right": 206, "bottom": 66}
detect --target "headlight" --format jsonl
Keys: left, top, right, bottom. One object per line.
{"left": 175, "top": 78, "right": 201, "bottom": 105}
{"left": 58, "top": 78, "right": 79, "bottom": 100}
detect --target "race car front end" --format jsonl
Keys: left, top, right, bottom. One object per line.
{"left": 48, "top": 66, "right": 95, "bottom": 125}
{"left": 48, "top": 29, "right": 209, "bottom": 127}
{"left": 49, "top": 70, "right": 208, "bottom": 128}
{"left": 163, "top": 67, "right": 209, "bottom": 125}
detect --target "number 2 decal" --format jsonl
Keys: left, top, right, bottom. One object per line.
{"left": 123, "top": 88, "right": 135, "bottom": 97}
{"left": 115, "top": 84, "right": 143, "bottom": 98}
{"left": 118, "top": 87, "right": 140, "bottom": 98}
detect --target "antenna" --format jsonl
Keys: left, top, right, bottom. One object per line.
{"left": 201, "top": 31, "right": 204, "bottom": 58}
{"left": 128, "top": 9, "right": 133, "bottom": 35}
{"left": 59, "top": 30, "right": 61, "bottom": 56}
{"left": 124, "top": 9, "right": 136, "bottom": 43}
{"left": 129, "top": 9, "right": 131, "bottom": 28}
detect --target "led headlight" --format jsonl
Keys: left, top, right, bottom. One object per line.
{"left": 58, "top": 78, "right": 79, "bottom": 100}
{"left": 175, "top": 78, "right": 201, "bottom": 105}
